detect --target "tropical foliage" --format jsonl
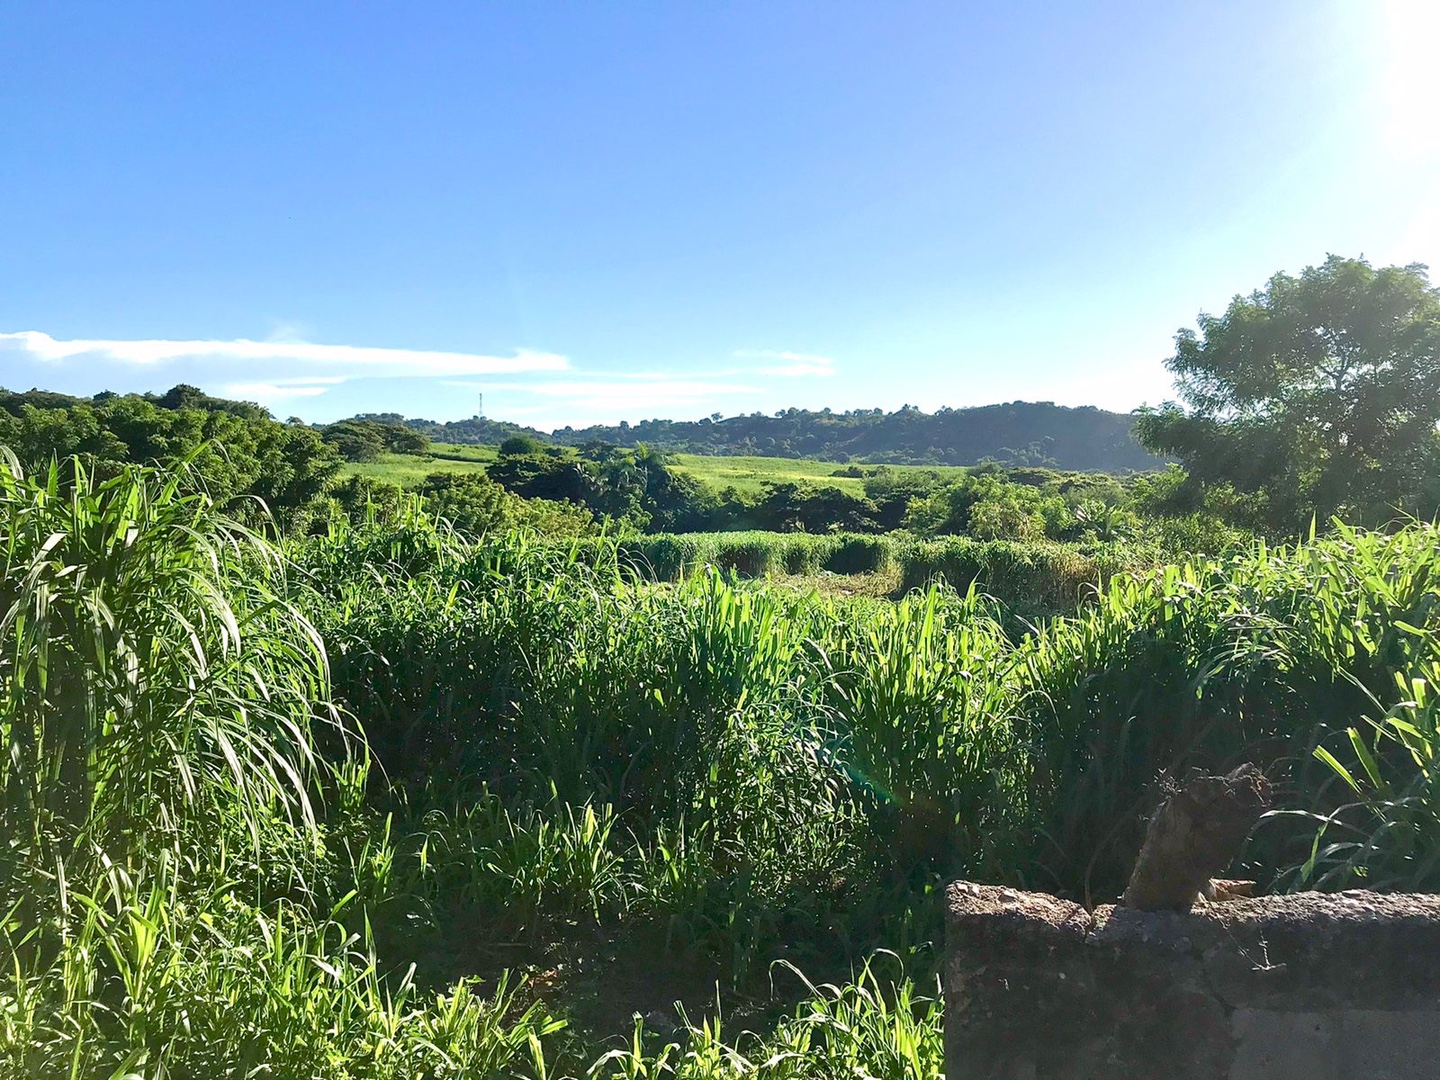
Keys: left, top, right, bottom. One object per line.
{"left": 1137, "top": 256, "right": 1440, "bottom": 530}
{"left": 5, "top": 449, "right": 1440, "bottom": 1076}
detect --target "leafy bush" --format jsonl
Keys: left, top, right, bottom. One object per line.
{"left": 823, "top": 535, "right": 893, "bottom": 575}
{"left": 895, "top": 536, "right": 1103, "bottom": 616}
{"left": 322, "top": 417, "right": 430, "bottom": 461}
{"left": 419, "top": 469, "right": 594, "bottom": 538}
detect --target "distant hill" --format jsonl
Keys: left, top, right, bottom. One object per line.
{"left": 383, "top": 402, "right": 1163, "bottom": 472}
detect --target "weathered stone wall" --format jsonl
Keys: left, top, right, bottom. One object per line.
{"left": 945, "top": 882, "right": 1440, "bottom": 1080}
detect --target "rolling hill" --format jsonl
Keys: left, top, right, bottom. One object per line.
{"left": 365, "top": 401, "right": 1162, "bottom": 472}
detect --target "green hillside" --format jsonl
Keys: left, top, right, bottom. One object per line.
{"left": 344, "top": 442, "right": 497, "bottom": 485}
{"left": 669, "top": 454, "right": 969, "bottom": 496}
{"left": 343, "top": 445, "right": 972, "bottom": 499}
{"left": 386, "top": 401, "right": 1163, "bottom": 472}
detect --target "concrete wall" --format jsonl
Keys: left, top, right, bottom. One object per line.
{"left": 944, "top": 882, "right": 1440, "bottom": 1080}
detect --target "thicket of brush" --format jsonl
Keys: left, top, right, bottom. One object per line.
{"left": 4, "top": 457, "right": 1438, "bottom": 1077}
{"left": 566, "top": 530, "right": 1158, "bottom": 620}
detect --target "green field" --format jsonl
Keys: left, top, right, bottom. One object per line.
{"left": 430, "top": 441, "right": 500, "bottom": 462}
{"left": 343, "top": 442, "right": 497, "bottom": 485}
{"left": 344, "top": 443, "right": 971, "bottom": 497}
{"left": 668, "top": 453, "right": 970, "bottom": 496}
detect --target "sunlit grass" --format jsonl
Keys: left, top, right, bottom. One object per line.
{"left": 670, "top": 453, "right": 971, "bottom": 497}
{"left": 5, "top": 452, "right": 1440, "bottom": 1077}
{"left": 339, "top": 444, "right": 963, "bottom": 498}
{"left": 343, "top": 450, "right": 494, "bottom": 486}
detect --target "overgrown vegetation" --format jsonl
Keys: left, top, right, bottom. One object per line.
{"left": 5, "top": 255, "right": 1439, "bottom": 1073}
{"left": 382, "top": 401, "right": 1162, "bottom": 471}
{"left": 5, "top": 450, "right": 1439, "bottom": 1076}
{"left": 0, "top": 384, "right": 341, "bottom": 527}
{"left": 352, "top": 441, "right": 1243, "bottom": 554}
{"left": 0, "top": 382, "right": 1251, "bottom": 554}
{"left": 0, "top": 387, "right": 592, "bottom": 540}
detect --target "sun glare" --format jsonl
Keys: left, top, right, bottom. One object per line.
{"left": 1379, "top": 0, "right": 1440, "bottom": 159}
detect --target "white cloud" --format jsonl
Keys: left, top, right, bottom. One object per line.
{"left": 0, "top": 329, "right": 834, "bottom": 425}
{"left": 0, "top": 331, "right": 570, "bottom": 379}
{"left": 224, "top": 381, "right": 337, "bottom": 403}
{"left": 732, "top": 349, "right": 837, "bottom": 377}
{"left": 447, "top": 378, "right": 759, "bottom": 405}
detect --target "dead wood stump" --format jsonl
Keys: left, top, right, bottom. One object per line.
{"left": 1121, "top": 763, "right": 1270, "bottom": 911}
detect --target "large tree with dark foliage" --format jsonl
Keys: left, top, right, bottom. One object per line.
{"left": 0, "top": 386, "right": 340, "bottom": 521}
{"left": 1136, "top": 256, "right": 1440, "bottom": 530}
{"left": 321, "top": 418, "right": 429, "bottom": 461}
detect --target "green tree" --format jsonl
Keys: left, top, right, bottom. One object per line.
{"left": 498, "top": 433, "right": 548, "bottom": 456}
{"left": 1136, "top": 256, "right": 1440, "bottom": 529}
{"left": 0, "top": 387, "right": 341, "bottom": 525}
{"left": 385, "top": 424, "right": 430, "bottom": 455}
{"left": 489, "top": 451, "right": 598, "bottom": 505}
{"left": 416, "top": 470, "right": 592, "bottom": 537}
{"left": 754, "top": 482, "right": 881, "bottom": 533}
{"left": 417, "top": 471, "right": 515, "bottom": 534}
{"left": 321, "top": 419, "right": 387, "bottom": 462}
{"left": 321, "top": 418, "right": 429, "bottom": 461}
{"left": 864, "top": 467, "right": 942, "bottom": 529}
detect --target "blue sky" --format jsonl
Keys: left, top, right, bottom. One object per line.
{"left": 2, "top": 1, "right": 1437, "bottom": 429}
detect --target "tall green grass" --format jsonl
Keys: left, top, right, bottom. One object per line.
{"left": 1287, "top": 659, "right": 1440, "bottom": 890}
{"left": 578, "top": 530, "right": 1141, "bottom": 619}
{"left": 6, "top": 454, "right": 1440, "bottom": 1077}
{"left": 2, "top": 856, "right": 568, "bottom": 1079}
{"left": 1014, "top": 523, "right": 1440, "bottom": 900}
{"left": 0, "top": 461, "right": 571, "bottom": 1078}
{"left": 0, "top": 455, "right": 344, "bottom": 875}
{"left": 314, "top": 511, "right": 1440, "bottom": 920}
{"left": 592, "top": 957, "right": 943, "bottom": 1080}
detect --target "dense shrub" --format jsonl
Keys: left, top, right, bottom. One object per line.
{"left": 823, "top": 535, "right": 893, "bottom": 575}
{"left": 894, "top": 536, "right": 1104, "bottom": 616}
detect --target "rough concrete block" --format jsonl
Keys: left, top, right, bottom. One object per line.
{"left": 945, "top": 883, "right": 1440, "bottom": 1080}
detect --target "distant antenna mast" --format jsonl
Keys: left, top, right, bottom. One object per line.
{"left": 477, "top": 393, "right": 485, "bottom": 419}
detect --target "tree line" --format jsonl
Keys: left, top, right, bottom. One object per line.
{"left": 0, "top": 386, "right": 1183, "bottom": 545}
{"left": 0, "top": 386, "right": 586, "bottom": 536}
{"left": 478, "top": 437, "right": 1183, "bottom": 543}
{"left": 4, "top": 253, "right": 1437, "bottom": 541}
{"left": 390, "top": 399, "right": 1164, "bottom": 471}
